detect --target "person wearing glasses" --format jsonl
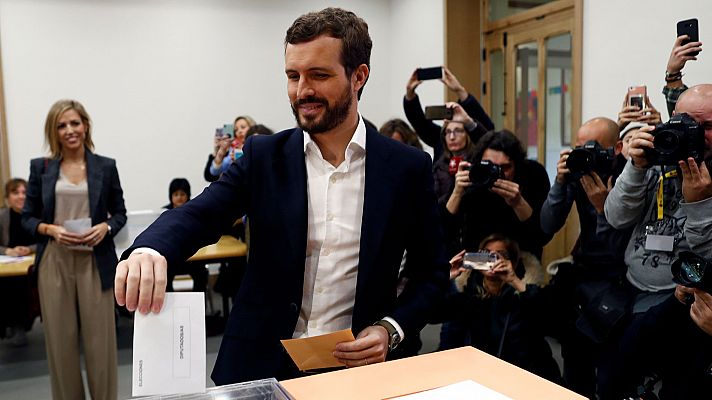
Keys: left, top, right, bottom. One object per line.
{"left": 437, "top": 130, "right": 551, "bottom": 350}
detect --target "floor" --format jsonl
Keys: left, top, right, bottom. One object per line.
{"left": 0, "top": 293, "right": 563, "bottom": 400}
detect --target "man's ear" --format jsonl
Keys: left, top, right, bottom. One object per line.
{"left": 614, "top": 140, "right": 623, "bottom": 156}
{"left": 352, "top": 64, "right": 369, "bottom": 94}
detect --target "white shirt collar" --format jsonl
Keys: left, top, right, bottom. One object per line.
{"left": 302, "top": 114, "right": 367, "bottom": 157}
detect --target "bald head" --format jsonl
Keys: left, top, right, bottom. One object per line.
{"left": 676, "top": 84, "right": 712, "bottom": 157}
{"left": 676, "top": 84, "right": 712, "bottom": 115}
{"left": 575, "top": 117, "right": 620, "bottom": 148}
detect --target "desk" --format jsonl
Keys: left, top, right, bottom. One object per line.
{"left": 188, "top": 235, "right": 247, "bottom": 262}
{"left": 281, "top": 346, "right": 585, "bottom": 400}
{"left": 0, "top": 256, "right": 34, "bottom": 278}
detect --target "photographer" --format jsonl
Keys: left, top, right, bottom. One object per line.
{"left": 445, "top": 130, "right": 551, "bottom": 262}
{"left": 404, "top": 67, "right": 493, "bottom": 160}
{"left": 599, "top": 84, "right": 712, "bottom": 399}
{"left": 540, "top": 117, "right": 633, "bottom": 397}
{"left": 443, "top": 235, "right": 562, "bottom": 384}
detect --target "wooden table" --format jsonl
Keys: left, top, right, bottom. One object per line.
{"left": 0, "top": 256, "right": 34, "bottom": 278}
{"left": 281, "top": 346, "right": 585, "bottom": 400}
{"left": 188, "top": 235, "right": 247, "bottom": 262}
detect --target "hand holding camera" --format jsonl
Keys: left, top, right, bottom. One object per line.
{"left": 452, "top": 161, "right": 473, "bottom": 196}
{"left": 555, "top": 148, "right": 572, "bottom": 184}
{"left": 691, "top": 290, "right": 712, "bottom": 336}
{"left": 441, "top": 67, "right": 468, "bottom": 101}
{"left": 446, "top": 102, "right": 476, "bottom": 128}
{"left": 627, "top": 125, "right": 656, "bottom": 169}
{"left": 668, "top": 30, "right": 702, "bottom": 76}
{"left": 448, "top": 249, "right": 468, "bottom": 279}
{"left": 679, "top": 156, "right": 712, "bottom": 203}
{"left": 580, "top": 172, "right": 612, "bottom": 214}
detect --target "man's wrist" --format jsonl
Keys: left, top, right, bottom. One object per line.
{"left": 373, "top": 317, "right": 404, "bottom": 351}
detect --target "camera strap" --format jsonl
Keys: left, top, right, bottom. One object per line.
{"left": 656, "top": 169, "right": 678, "bottom": 221}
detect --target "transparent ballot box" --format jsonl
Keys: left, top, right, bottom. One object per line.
{"left": 137, "top": 378, "right": 294, "bottom": 400}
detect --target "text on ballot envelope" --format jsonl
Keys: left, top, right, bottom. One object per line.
{"left": 132, "top": 292, "right": 206, "bottom": 396}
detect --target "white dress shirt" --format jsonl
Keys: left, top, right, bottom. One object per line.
{"left": 292, "top": 117, "right": 367, "bottom": 338}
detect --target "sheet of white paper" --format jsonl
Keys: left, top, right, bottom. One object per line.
{"left": 395, "top": 380, "right": 513, "bottom": 400}
{"left": 63, "top": 218, "right": 93, "bottom": 251}
{"left": 0, "top": 255, "right": 32, "bottom": 264}
{"left": 132, "top": 292, "right": 206, "bottom": 397}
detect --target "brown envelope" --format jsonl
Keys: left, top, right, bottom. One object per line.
{"left": 280, "top": 329, "right": 356, "bottom": 371}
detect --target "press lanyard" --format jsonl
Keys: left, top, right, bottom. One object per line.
{"left": 657, "top": 169, "right": 678, "bottom": 220}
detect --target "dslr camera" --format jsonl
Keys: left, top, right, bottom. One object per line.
{"left": 468, "top": 160, "right": 503, "bottom": 189}
{"left": 645, "top": 113, "right": 704, "bottom": 166}
{"left": 566, "top": 140, "right": 615, "bottom": 179}
{"left": 672, "top": 252, "right": 712, "bottom": 294}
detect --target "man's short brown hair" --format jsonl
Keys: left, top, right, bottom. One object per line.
{"left": 285, "top": 7, "right": 372, "bottom": 98}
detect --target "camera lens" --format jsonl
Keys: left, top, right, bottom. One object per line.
{"left": 672, "top": 252, "right": 709, "bottom": 288}
{"left": 566, "top": 148, "right": 594, "bottom": 178}
{"left": 654, "top": 130, "right": 680, "bottom": 154}
{"left": 469, "top": 160, "right": 501, "bottom": 189}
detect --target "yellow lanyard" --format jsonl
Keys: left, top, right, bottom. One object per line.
{"left": 657, "top": 169, "right": 678, "bottom": 220}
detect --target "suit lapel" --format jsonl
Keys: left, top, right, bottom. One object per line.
{"left": 86, "top": 152, "right": 103, "bottom": 222}
{"left": 273, "top": 130, "right": 308, "bottom": 265}
{"left": 354, "top": 130, "right": 394, "bottom": 318}
{"left": 41, "top": 159, "right": 60, "bottom": 222}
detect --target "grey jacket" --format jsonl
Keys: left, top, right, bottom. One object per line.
{"left": 604, "top": 160, "right": 711, "bottom": 292}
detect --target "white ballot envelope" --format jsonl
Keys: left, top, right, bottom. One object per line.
{"left": 132, "top": 292, "right": 206, "bottom": 397}
{"left": 63, "top": 217, "right": 92, "bottom": 251}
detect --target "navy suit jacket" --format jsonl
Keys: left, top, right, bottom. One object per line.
{"left": 127, "top": 126, "right": 449, "bottom": 384}
{"left": 23, "top": 151, "right": 127, "bottom": 290}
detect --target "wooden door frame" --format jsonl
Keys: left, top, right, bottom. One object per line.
{"left": 0, "top": 36, "right": 9, "bottom": 200}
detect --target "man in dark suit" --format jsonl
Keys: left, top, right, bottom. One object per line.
{"left": 115, "top": 7, "right": 449, "bottom": 385}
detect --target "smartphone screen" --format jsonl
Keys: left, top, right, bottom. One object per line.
{"left": 416, "top": 66, "right": 443, "bottom": 81}
{"left": 215, "top": 128, "right": 224, "bottom": 137}
{"left": 424, "top": 105, "right": 453, "bottom": 120}
{"left": 627, "top": 86, "right": 647, "bottom": 110}
{"left": 677, "top": 18, "right": 700, "bottom": 56}
{"left": 223, "top": 123, "right": 234, "bottom": 139}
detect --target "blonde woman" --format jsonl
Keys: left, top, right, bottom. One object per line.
{"left": 22, "top": 99, "right": 126, "bottom": 400}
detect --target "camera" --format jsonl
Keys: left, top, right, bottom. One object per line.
{"left": 468, "top": 160, "right": 502, "bottom": 189}
{"left": 645, "top": 113, "right": 705, "bottom": 166}
{"left": 566, "top": 140, "right": 615, "bottom": 179}
{"left": 672, "top": 251, "right": 712, "bottom": 293}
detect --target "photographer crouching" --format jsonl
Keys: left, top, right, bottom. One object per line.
{"left": 599, "top": 84, "right": 712, "bottom": 399}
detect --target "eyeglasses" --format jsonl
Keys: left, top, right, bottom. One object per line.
{"left": 445, "top": 128, "right": 466, "bottom": 137}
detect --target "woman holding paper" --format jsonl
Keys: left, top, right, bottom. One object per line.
{"left": 22, "top": 99, "right": 126, "bottom": 400}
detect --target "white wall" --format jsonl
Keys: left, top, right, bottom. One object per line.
{"left": 1, "top": 0, "right": 444, "bottom": 210}
{"left": 582, "top": 1, "right": 711, "bottom": 122}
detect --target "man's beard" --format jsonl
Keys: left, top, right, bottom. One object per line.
{"left": 291, "top": 84, "right": 352, "bottom": 134}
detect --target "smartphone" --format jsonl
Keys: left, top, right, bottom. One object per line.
{"left": 677, "top": 18, "right": 700, "bottom": 56}
{"left": 424, "top": 105, "right": 453, "bottom": 120}
{"left": 222, "top": 123, "right": 234, "bottom": 139}
{"left": 627, "top": 85, "right": 647, "bottom": 110}
{"left": 416, "top": 66, "right": 443, "bottom": 81}
{"left": 215, "top": 127, "right": 224, "bottom": 137}
{"left": 463, "top": 252, "right": 498, "bottom": 271}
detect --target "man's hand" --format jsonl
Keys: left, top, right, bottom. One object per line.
{"left": 5, "top": 246, "right": 31, "bottom": 257}
{"left": 452, "top": 161, "right": 472, "bottom": 196}
{"left": 580, "top": 172, "right": 611, "bottom": 214}
{"left": 555, "top": 149, "right": 572, "bottom": 184}
{"left": 114, "top": 252, "right": 168, "bottom": 314}
{"left": 679, "top": 157, "right": 712, "bottom": 203}
{"left": 333, "top": 325, "right": 388, "bottom": 367}
{"left": 405, "top": 70, "right": 422, "bottom": 101}
{"left": 82, "top": 222, "right": 110, "bottom": 247}
{"left": 675, "top": 284, "right": 696, "bottom": 305}
{"left": 441, "top": 67, "right": 468, "bottom": 101}
{"left": 667, "top": 35, "right": 702, "bottom": 75}
{"left": 690, "top": 289, "right": 712, "bottom": 336}
{"left": 627, "top": 125, "right": 655, "bottom": 169}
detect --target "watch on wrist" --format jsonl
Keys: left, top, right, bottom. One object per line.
{"left": 106, "top": 224, "right": 112, "bottom": 236}
{"left": 373, "top": 319, "right": 401, "bottom": 351}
